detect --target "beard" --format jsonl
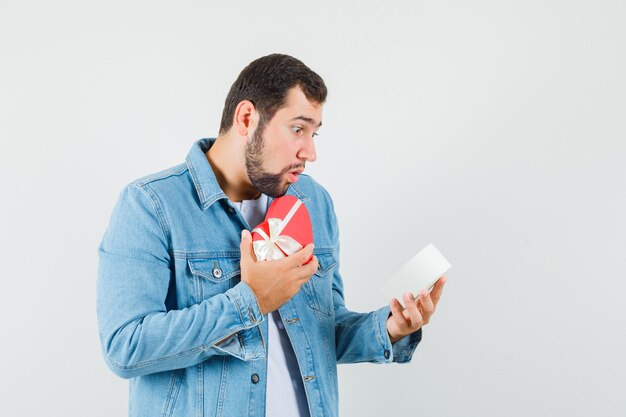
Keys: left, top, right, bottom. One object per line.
{"left": 245, "top": 118, "right": 304, "bottom": 198}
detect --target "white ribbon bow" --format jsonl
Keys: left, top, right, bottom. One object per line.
{"left": 252, "top": 199, "right": 304, "bottom": 261}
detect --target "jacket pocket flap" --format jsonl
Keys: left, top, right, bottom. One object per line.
{"left": 187, "top": 257, "right": 240, "bottom": 282}
{"left": 313, "top": 253, "right": 337, "bottom": 276}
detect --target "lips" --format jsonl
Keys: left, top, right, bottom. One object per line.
{"left": 287, "top": 167, "right": 304, "bottom": 183}
{"left": 288, "top": 171, "right": 300, "bottom": 183}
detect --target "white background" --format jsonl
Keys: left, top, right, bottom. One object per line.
{"left": 1, "top": 1, "right": 625, "bottom": 416}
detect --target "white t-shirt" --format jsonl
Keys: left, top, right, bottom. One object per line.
{"left": 232, "top": 194, "right": 310, "bottom": 417}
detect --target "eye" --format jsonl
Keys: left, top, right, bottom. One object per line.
{"left": 312, "top": 132, "right": 319, "bottom": 138}
{"left": 292, "top": 126, "right": 303, "bottom": 135}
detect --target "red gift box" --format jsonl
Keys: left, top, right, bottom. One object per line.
{"left": 251, "top": 195, "right": 313, "bottom": 262}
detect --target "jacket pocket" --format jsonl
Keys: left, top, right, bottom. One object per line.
{"left": 302, "top": 253, "right": 337, "bottom": 317}
{"left": 187, "top": 256, "right": 240, "bottom": 304}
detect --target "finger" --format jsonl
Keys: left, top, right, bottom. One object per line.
{"left": 403, "top": 292, "right": 423, "bottom": 329}
{"left": 296, "top": 255, "right": 318, "bottom": 282}
{"left": 239, "top": 229, "right": 257, "bottom": 263}
{"left": 430, "top": 276, "right": 446, "bottom": 306}
{"left": 418, "top": 289, "right": 435, "bottom": 317}
{"left": 389, "top": 298, "right": 409, "bottom": 327}
{"left": 287, "top": 243, "right": 315, "bottom": 268}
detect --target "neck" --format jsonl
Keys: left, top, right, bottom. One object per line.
{"left": 206, "top": 134, "right": 260, "bottom": 202}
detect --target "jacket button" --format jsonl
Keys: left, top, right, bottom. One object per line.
{"left": 228, "top": 207, "right": 235, "bottom": 213}
{"left": 251, "top": 373, "right": 260, "bottom": 384}
{"left": 212, "top": 268, "right": 223, "bottom": 278}
{"left": 384, "top": 349, "right": 390, "bottom": 359}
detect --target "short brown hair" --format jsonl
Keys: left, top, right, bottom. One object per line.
{"left": 219, "top": 54, "right": 327, "bottom": 134}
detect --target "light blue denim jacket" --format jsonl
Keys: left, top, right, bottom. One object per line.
{"left": 97, "top": 138, "right": 421, "bottom": 417}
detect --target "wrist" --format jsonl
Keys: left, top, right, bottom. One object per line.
{"left": 386, "top": 314, "right": 401, "bottom": 343}
{"left": 241, "top": 280, "right": 267, "bottom": 315}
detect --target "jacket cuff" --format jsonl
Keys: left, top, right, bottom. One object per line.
{"left": 391, "top": 327, "right": 421, "bottom": 363}
{"left": 222, "top": 282, "right": 265, "bottom": 360}
{"left": 373, "top": 306, "right": 395, "bottom": 364}
{"left": 374, "top": 305, "right": 422, "bottom": 364}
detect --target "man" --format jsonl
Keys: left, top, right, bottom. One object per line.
{"left": 97, "top": 53, "right": 445, "bottom": 417}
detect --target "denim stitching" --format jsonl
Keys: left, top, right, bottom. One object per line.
{"left": 185, "top": 155, "right": 206, "bottom": 207}
{"left": 172, "top": 247, "right": 335, "bottom": 259}
{"left": 133, "top": 164, "right": 188, "bottom": 187}
{"left": 373, "top": 309, "right": 390, "bottom": 363}
{"left": 289, "top": 300, "right": 322, "bottom": 413}
{"left": 161, "top": 371, "right": 177, "bottom": 417}
{"left": 135, "top": 184, "right": 172, "bottom": 246}
{"left": 108, "top": 345, "right": 206, "bottom": 372}
{"left": 108, "top": 310, "right": 250, "bottom": 372}
{"left": 196, "top": 363, "right": 203, "bottom": 417}
{"left": 162, "top": 370, "right": 183, "bottom": 417}
{"left": 187, "top": 259, "right": 240, "bottom": 282}
{"left": 216, "top": 356, "right": 230, "bottom": 417}
{"left": 306, "top": 254, "right": 337, "bottom": 317}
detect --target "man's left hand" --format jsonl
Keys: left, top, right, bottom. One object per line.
{"left": 386, "top": 277, "right": 446, "bottom": 343}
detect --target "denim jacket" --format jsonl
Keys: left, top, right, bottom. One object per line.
{"left": 97, "top": 138, "right": 421, "bottom": 417}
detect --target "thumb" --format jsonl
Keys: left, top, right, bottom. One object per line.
{"left": 240, "top": 229, "right": 258, "bottom": 262}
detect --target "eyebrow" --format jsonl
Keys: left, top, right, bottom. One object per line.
{"left": 290, "top": 116, "right": 322, "bottom": 128}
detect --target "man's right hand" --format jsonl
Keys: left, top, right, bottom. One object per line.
{"left": 239, "top": 229, "right": 318, "bottom": 315}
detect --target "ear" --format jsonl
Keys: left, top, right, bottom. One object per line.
{"left": 233, "top": 100, "right": 259, "bottom": 137}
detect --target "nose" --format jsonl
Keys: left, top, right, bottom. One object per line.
{"left": 297, "top": 135, "right": 317, "bottom": 162}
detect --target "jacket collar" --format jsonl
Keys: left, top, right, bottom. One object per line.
{"left": 186, "top": 138, "right": 309, "bottom": 210}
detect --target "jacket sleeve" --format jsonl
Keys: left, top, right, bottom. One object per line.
{"left": 97, "top": 184, "right": 265, "bottom": 379}
{"left": 321, "top": 190, "right": 421, "bottom": 364}
{"left": 331, "top": 250, "right": 422, "bottom": 364}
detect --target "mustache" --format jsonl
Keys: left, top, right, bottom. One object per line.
{"left": 280, "top": 163, "right": 305, "bottom": 174}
